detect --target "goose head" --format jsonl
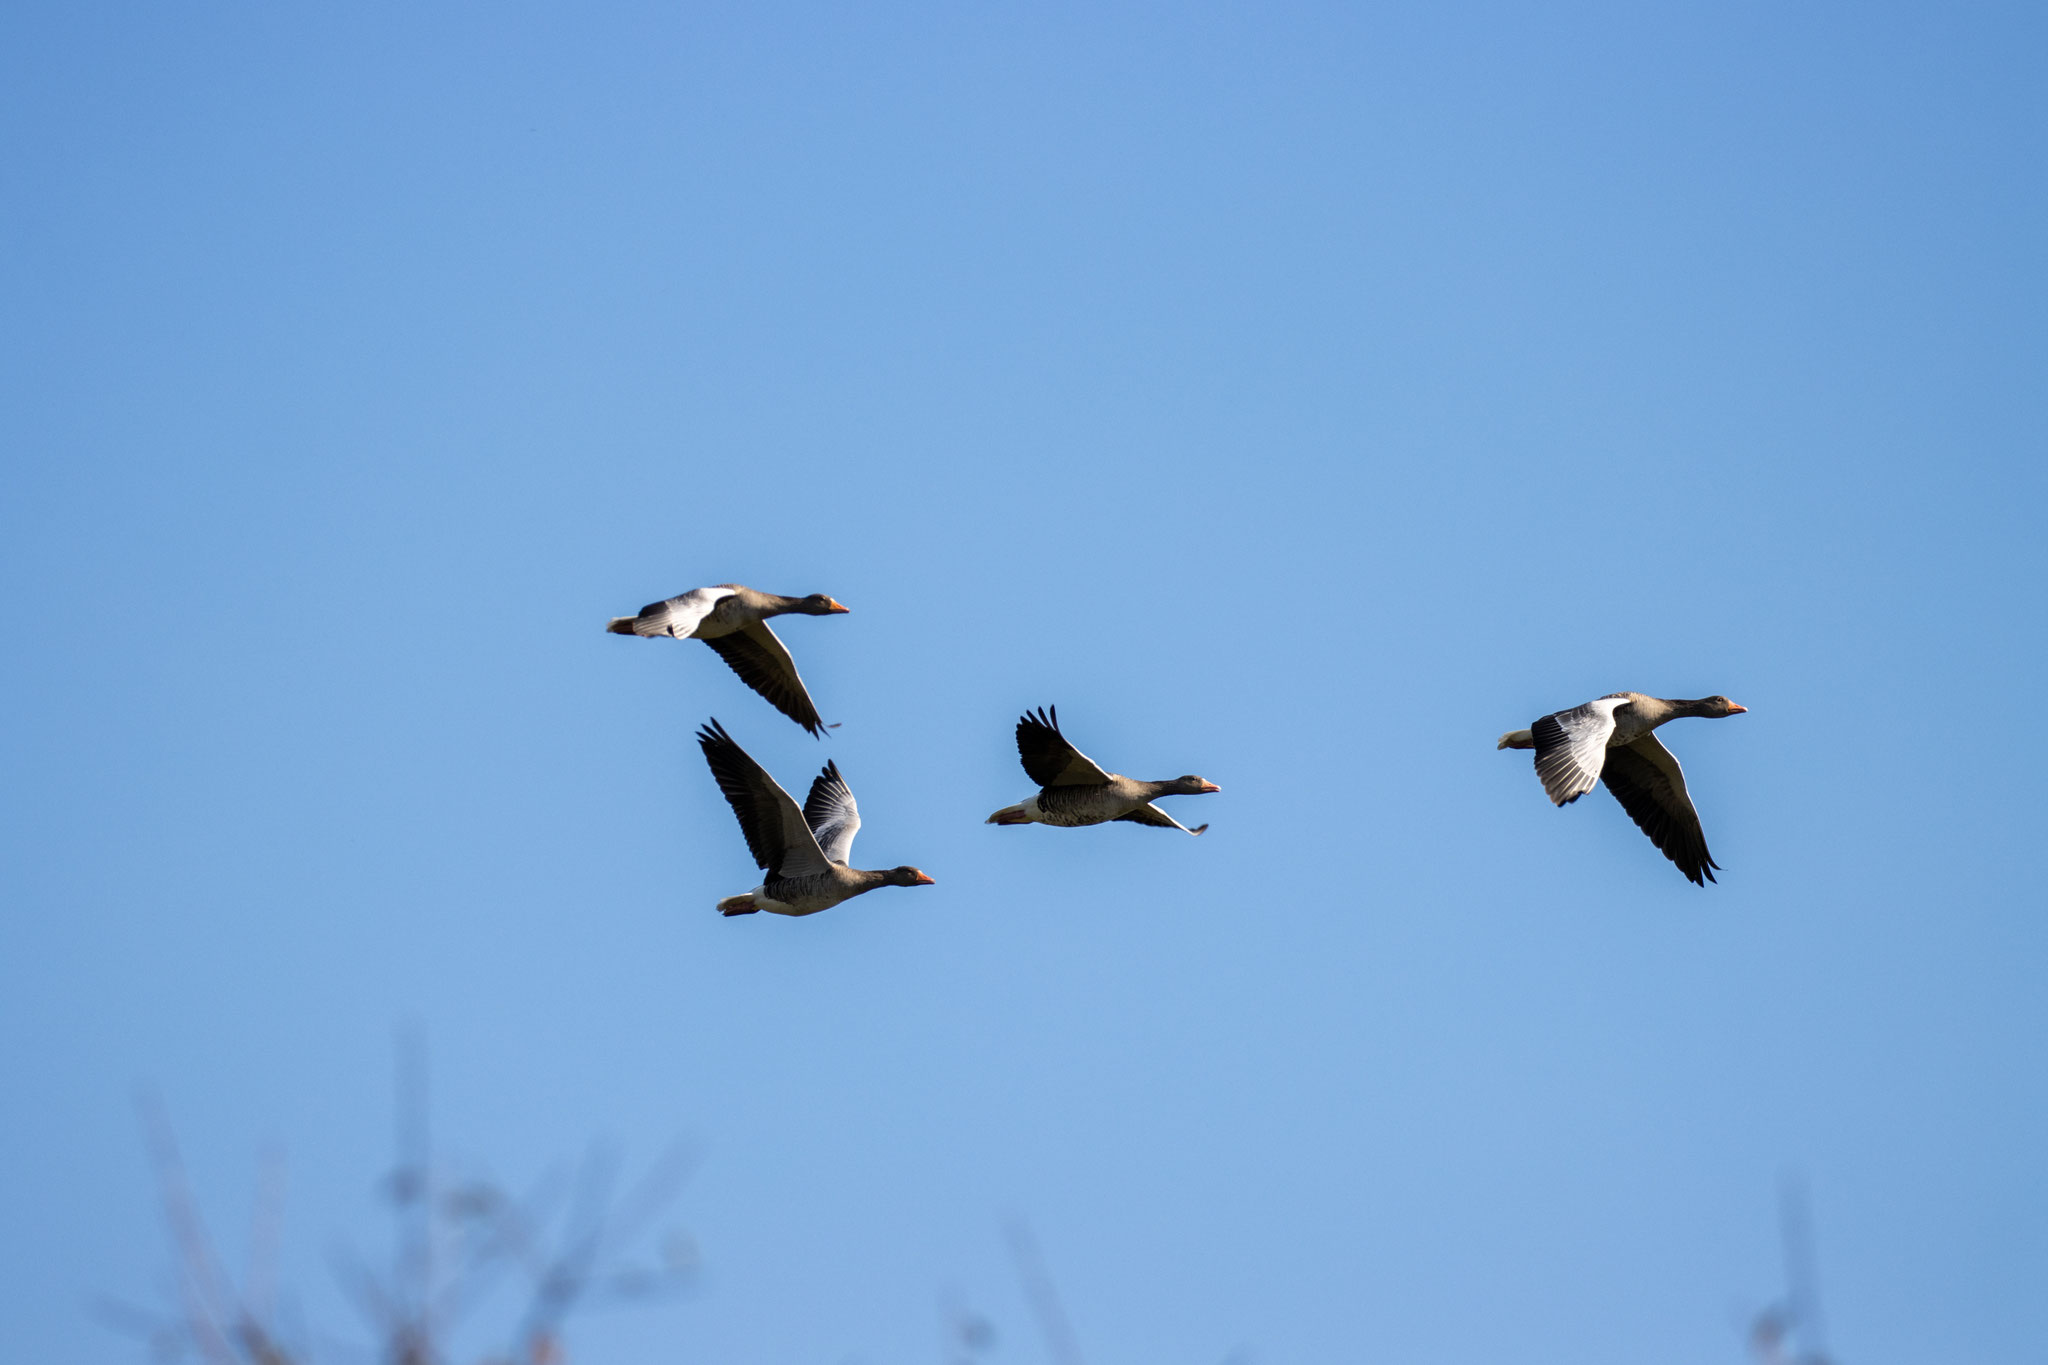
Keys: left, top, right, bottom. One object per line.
{"left": 1166, "top": 775, "right": 1222, "bottom": 795}
{"left": 1695, "top": 696, "right": 1748, "bottom": 717}
{"left": 883, "top": 866, "right": 936, "bottom": 887}
{"left": 797, "top": 594, "right": 851, "bottom": 615}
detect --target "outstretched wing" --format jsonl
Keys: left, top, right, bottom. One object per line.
{"left": 1112, "top": 803, "right": 1208, "bottom": 836}
{"left": 1600, "top": 734, "right": 1719, "bottom": 885}
{"left": 1531, "top": 696, "right": 1627, "bottom": 805}
{"left": 695, "top": 719, "right": 832, "bottom": 879}
{"left": 702, "top": 620, "right": 828, "bottom": 737}
{"left": 608, "top": 586, "right": 733, "bottom": 639}
{"left": 1015, "top": 706, "right": 1112, "bottom": 787}
{"left": 802, "top": 760, "right": 862, "bottom": 865}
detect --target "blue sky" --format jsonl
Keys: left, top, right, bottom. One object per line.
{"left": 5, "top": 3, "right": 2045, "bottom": 1361}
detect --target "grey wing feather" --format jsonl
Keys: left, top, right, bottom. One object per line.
{"left": 1112, "top": 802, "right": 1209, "bottom": 836}
{"left": 610, "top": 586, "right": 730, "bottom": 638}
{"left": 1600, "top": 734, "right": 1719, "bottom": 886}
{"left": 1015, "top": 706, "right": 1112, "bottom": 787}
{"left": 802, "top": 760, "right": 862, "bottom": 865}
{"left": 1531, "top": 699, "right": 1620, "bottom": 805}
{"left": 695, "top": 719, "right": 832, "bottom": 879}
{"left": 702, "top": 620, "right": 828, "bottom": 736}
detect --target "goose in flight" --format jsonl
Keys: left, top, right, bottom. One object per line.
{"left": 987, "top": 706, "right": 1220, "bottom": 835}
{"left": 609, "top": 585, "right": 848, "bottom": 736}
{"left": 1499, "top": 692, "right": 1747, "bottom": 885}
{"left": 696, "top": 719, "right": 934, "bottom": 916}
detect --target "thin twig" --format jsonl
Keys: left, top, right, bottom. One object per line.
{"left": 138, "top": 1090, "right": 241, "bottom": 1365}
{"left": 246, "top": 1145, "right": 288, "bottom": 1325}
{"left": 1779, "top": 1173, "right": 1830, "bottom": 1361}
{"left": 1005, "top": 1220, "right": 1085, "bottom": 1365}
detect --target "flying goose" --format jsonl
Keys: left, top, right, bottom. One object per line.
{"left": 987, "top": 706, "right": 1220, "bottom": 834}
{"left": 609, "top": 585, "right": 849, "bottom": 737}
{"left": 1498, "top": 692, "right": 1747, "bottom": 885}
{"left": 696, "top": 718, "right": 934, "bottom": 916}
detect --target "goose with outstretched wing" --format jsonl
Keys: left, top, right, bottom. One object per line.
{"left": 1498, "top": 692, "right": 1747, "bottom": 885}
{"left": 609, "top": 584, "right": 849, "bottom": 736}
{"left": 987, "top": 706, "right": 1220, "bottom": 835}
{"left": 696, "top": 719, "right": 933, "bottom": 917}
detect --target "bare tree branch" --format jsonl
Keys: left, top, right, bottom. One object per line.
{"left": 1005, "top": 1220, "right": 1085, "bottom": 1365}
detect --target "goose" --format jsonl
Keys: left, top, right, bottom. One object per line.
{"left": 609, "top": 585, "right": 848, "bottom": 737}
{"left": 987, "top": 706, "right": 1220, "bottom": 835}
{"left": 695, "top": 719, "right": 934, "bottom": 916}
{"left": 1498, "top": 693, "right": 1747, "bottom": 885}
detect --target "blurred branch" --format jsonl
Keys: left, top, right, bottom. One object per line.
{"left": 938, "top": 1288, "right": 995, "bottom": 1365}
{"left": 114, "top": 1049, "right": 695, "bottom": 1365}
{"left": 138, "top": 1088, "right": 254, "bottom": 1365}
{"left": 1746, "top": 1174, "right": 1837, "bottom": 1365}
{"left": 1006, "top": 1220, "right": 1085, "bottom": 1365}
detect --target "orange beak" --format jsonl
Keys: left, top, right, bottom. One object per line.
{"left": 824, "top": 599, "right": 851, "bottom": 614}
{"left": 1197, "top": 781, "right": 1222, "bottom": 794}
{"left": 911, "top": 872, "right": 936, "bottom": 885}
{"left": 1728, "top": 703, "right": 1748, "bottom": 714}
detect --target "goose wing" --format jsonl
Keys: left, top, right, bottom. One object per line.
{"left": 1015, "top": 706, "right": 1112, "bottom": 787}
{"left": 695, "top": 719, "right": 832, "bottom": 879}
{"left": 1112, "top": 802, "right": 1209, "bottom": 836}
{"left": 1531, "top": 696, "right": 1627, "bottom": 805}
{"left": 1600, "top": 733, "right": 1720, "bottom": 886}
{"left": 702, "top": 620, "right": 828, "bottom": 737}
{"left": 802, "top": 760, "right": 862, "bottom": 865}
{"left": 608, "top": 586, "right": 733, "bottom": 638}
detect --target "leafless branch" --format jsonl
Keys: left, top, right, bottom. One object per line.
{"left": 119, "top": 1049, "right": 695, "bottom": 1365}
{"left": 1005, "top": 1220, "right": 1085, "bottom": 1365}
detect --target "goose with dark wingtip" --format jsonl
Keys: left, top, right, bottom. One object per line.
{"left": 987, "top": 706, "right": 1220, "bottom": 835}
{"left": 696, "top": 719, "right": 934, "bottom": 917}
{"left": 608, "top": 584, "right": 849, "bottom": 736}
{"left": 1498, "top": 692, "right": 1748, "bottom": 885}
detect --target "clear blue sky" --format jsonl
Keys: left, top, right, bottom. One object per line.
{"left": 5, "top": 3, "right": 2045, "bottom": 1361}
